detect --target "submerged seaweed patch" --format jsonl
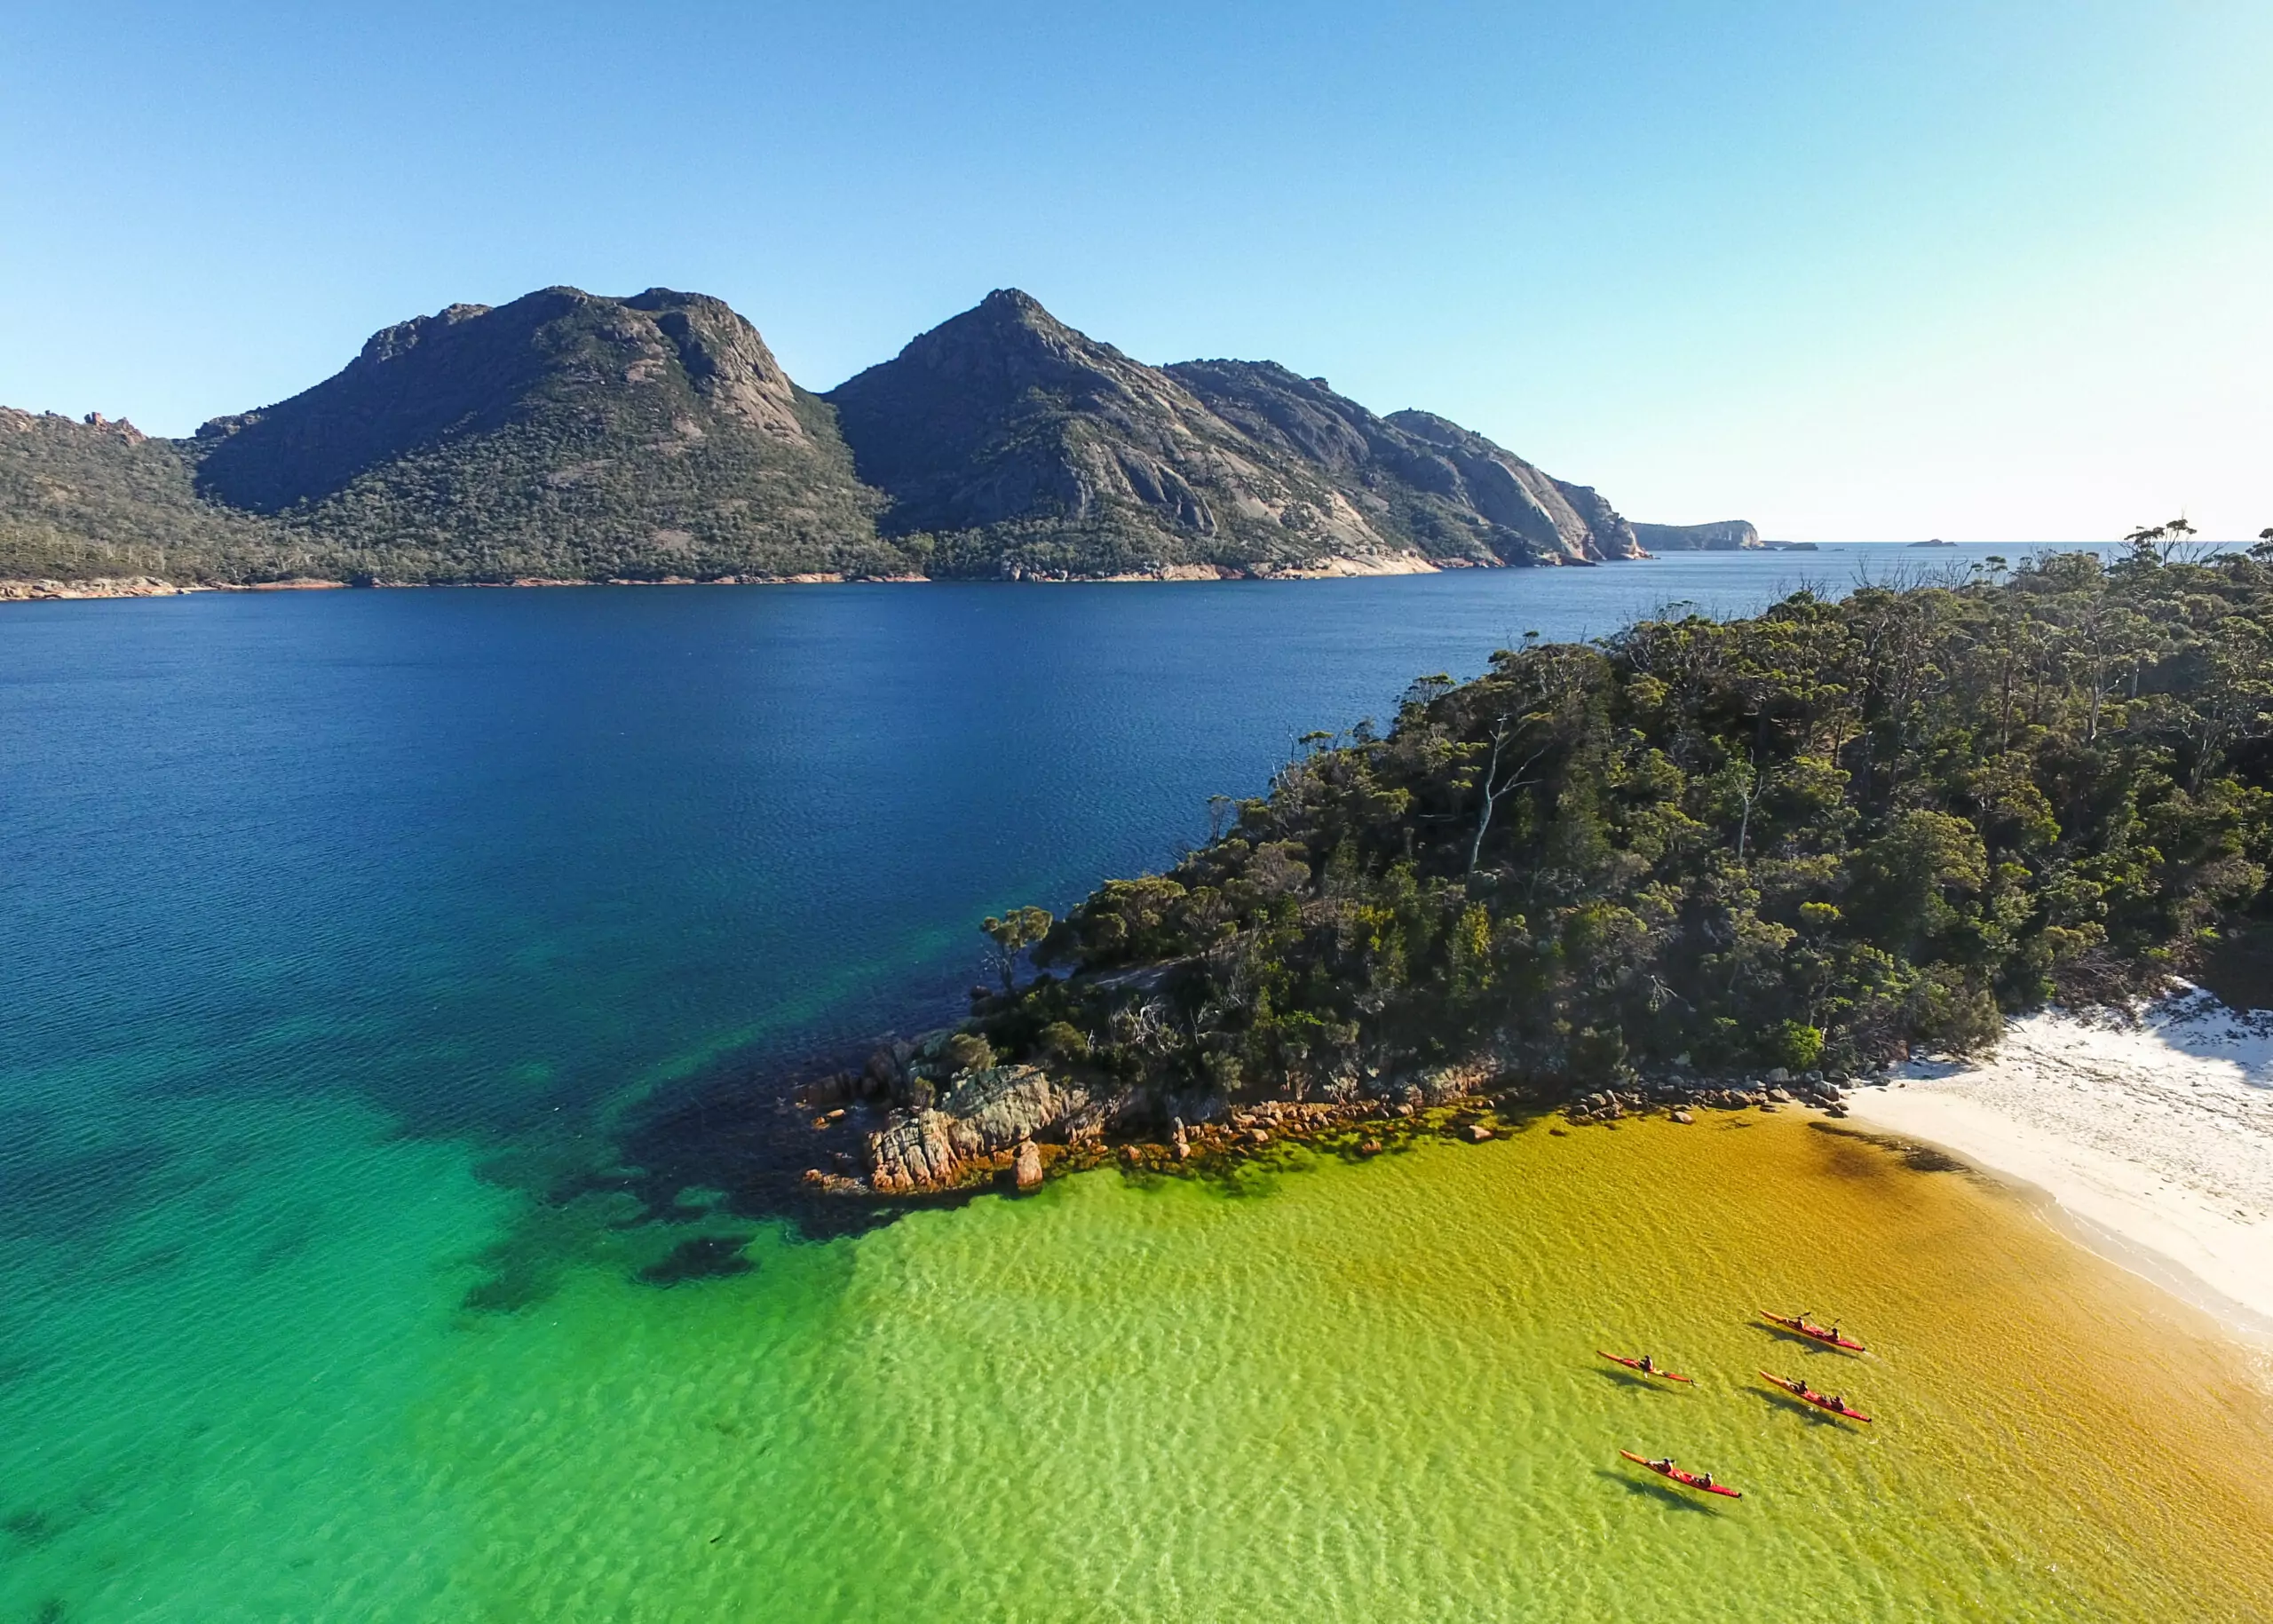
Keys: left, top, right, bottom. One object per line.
{"left": 0, "top": 1139, "right": 172, "bottom": 1246}
{"left": 457, "top": 1187, "right": 647, "bottom": 1314}
{"left": 4, "top": 1507, "right": 59, "bottom": 1546}
{"left": 636, "top": 1234, "right": 756, "bottom": 1287}
{"left": 1808, "top": 1121, "right": 1968, "bottom": 1176}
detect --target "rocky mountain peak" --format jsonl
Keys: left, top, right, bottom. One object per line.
{"left": 620, "top": 287, "right": 806, "bottom": 440}
{"left": 194, "top": 286, "right": 819, "bottom": 513}
{"left": 823, "top": 291, "right": 1215, "bottom": 548}
{"left": 882, "top": 288, "right": 1129, "bottom": 386}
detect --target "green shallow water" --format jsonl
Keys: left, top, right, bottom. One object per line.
{"left": 10, "top": 1111, "right": 2270, "bottom": 1621}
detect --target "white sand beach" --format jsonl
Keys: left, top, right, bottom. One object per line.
{"left": 1844, "top": 987, "right": 2273, "bottom": 1333}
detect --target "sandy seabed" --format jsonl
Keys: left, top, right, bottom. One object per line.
{"left": 1847, "top": 986, "right": 2273, "bottom": 1333}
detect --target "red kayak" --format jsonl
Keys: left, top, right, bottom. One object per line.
{"left": 1761, "top": 1370, "right": 1872, "bottom": 1422}
{"left": 1759, "top": 1311, "right": 1867, "bottom": 1352}
{"left": 1598, "top": 1351, "right": 1692, "bottom": 1383}
{"left": 1620, "top": 1450, "right": 1742, "bottom": 1499}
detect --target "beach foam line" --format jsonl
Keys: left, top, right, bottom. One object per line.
{"left": 1844, "top": 988, "right": 2273, "bottom": 1335}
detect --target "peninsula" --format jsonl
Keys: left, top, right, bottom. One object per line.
{"left": 2, "top": 288, "right": 1716, "bottom": 592}
{"left": 789, "top": 539, "right": 2273, "bottom": 1208}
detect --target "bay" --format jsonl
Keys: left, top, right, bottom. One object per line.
{"left": 14, "top": 543, "right": 2264, "bottom": 1622}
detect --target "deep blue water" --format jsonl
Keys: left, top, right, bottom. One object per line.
{"left": 0, "top": 547, "right": 2096, "bottom": 1233}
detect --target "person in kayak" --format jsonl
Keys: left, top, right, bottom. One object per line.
{"left": 1697, "top": 1472, "right": 1716, "bottom": 1489}
{"left": 1647, "top": 1457, "right": 1675, "bottom": 1472}
{"left": 1637, "top": 1354, "right": 1655, "bottom": 1374}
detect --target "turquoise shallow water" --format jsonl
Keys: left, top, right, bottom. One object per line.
{"left": 13, "top": 548, "right": 2256, "bottom": 1621}
{"left": 7, "top": 1113, "right": 2269, "bottom": 1620}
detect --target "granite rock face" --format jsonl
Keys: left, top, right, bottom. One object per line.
{"left": 1631, "top": 519, "right": 1761, "bottom": 551}
{"left": 865, "top": 1064, "right": 1095, "bottom": 1193}
{"left": 827, "top": 291, "right": 1414, "bottom": 578}
{"left": 1174, "top": 363, "right": 1640, "bottom": 565}
{"left": 1377, "top": 409, "right": 1643, "bottom": 563}
{"left": 827, "top": 290, "right": 1642, "bottom": 577}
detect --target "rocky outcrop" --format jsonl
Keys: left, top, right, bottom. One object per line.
{"left": 865, "top": 1064, "right": 1096, "bottom": 1193}
{"left": 1632, "top": 519, "right": 1760, "bottom": 551}
{"left": 850, "top": 1044, "right": 1513, "bottom": 1194}
{"left": 0, "top": 574, "right": 188, "bottom": 601}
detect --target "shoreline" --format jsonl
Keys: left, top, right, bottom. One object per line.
{"left": 0, "top": 549, "right": 1667, "bottom": 604}
{"left": 1842, "top": 988, "right": 2273, "bottom": 1337}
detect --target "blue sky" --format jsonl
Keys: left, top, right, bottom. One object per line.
{"left": 4, "top": 2, "right": 2266, "bottom": 541}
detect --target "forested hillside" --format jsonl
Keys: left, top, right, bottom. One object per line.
{"left": 961, "top": 543, "right": 2273, "bottom": 1108}
{"left": 0, "top": 409, "right": 283, "bottom": 582}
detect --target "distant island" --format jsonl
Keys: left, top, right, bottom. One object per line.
{"left": 785, "top": 539, "right": 2273, "bottom": 1195}
{"left": 1631, "top": 519, "right": 1761, "bottom": 551}
{"left": 3, "top": 287, "right": 1762, "bottom": 594}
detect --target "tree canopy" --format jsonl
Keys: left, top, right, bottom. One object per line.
{"left": 966, "top": 545, "right": 2273, "bottom": 1100}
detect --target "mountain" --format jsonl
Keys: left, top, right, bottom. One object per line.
{"left": 824, "top": 290, "right": 1403, "bottom": 578}
{"left": 1632, "top": 519, "right": 1760, "bottom": 551}
{"left": 191, "top": 287, "right": 899, "bottom": 582}
{"left": 4, "top": 284, "right": 1649, "bottom": 587}
{"left": 826, "top": 290, "right": 1637, "bottom": 577}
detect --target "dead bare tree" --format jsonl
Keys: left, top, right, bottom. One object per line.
{"left": 1468, "top": 712, "right": 1549, "bottom": 875}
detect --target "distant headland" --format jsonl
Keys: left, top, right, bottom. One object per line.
{"left": 2, "top": 287, "right": 1755, "bottom": 594}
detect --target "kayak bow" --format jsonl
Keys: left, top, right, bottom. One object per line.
{"left": 1759, "top": 1311, "right": 1867, "bottom": 1352}
{"left": 1598, "top": 1351, "right": 1693, "bottom": 1383}
{"left": 1619, "top": 1449, "right": 1742, "bottom": 1499}
{"left": 1761, "top": 1370, "right": 1872, "bottom": 1422}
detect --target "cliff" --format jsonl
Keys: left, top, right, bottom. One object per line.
{"left": 1168, "top": 362, "right": 1640, "bottom": 565}
{"left": 1631, "top": 519, "right": 1761, "bottom": 551}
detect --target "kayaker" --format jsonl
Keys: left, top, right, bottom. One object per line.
{"left": 1697, "top": 1471, "right": 1715, "bottom": 1489}
{"left": 1648, "top": 1457, "right": 1674, "bottom": 1472}
{"left": 1637, "top": 1354, "right": 1655, "bottom": 1374}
